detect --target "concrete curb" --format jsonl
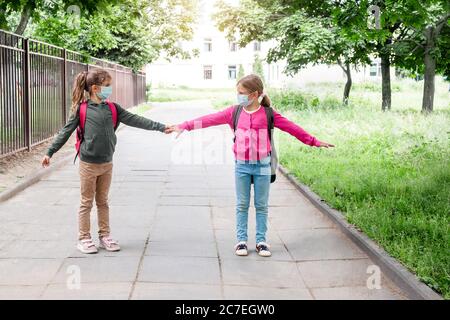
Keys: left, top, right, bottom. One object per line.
{"left": 0, "top": 153, "right": 75, "bottom": 203}
{"left": 278, "top": 164, "right": 443, "bottom": 300}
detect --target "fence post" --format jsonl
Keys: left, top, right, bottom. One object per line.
{"left": 23, "top": 38, "right": 31, "bottom": 152}
{"left": 134, "top": 73, "right": 137, "bottom": 106}
{"left": 143, "top": 74, "right": 146, "bottom": 104}
{"left": 62, "top": 48, "right": 67, "bottom": 123}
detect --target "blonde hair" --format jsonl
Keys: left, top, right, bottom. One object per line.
{"left": 71, "top": 68, "right": 112, "bottom": 114}
{"left": 237, "top": 74, "right": 271, "bottom": 108}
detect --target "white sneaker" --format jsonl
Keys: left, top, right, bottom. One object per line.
{"left": 256, "top": 242, "right": 271, "bottom": 257}
{"left": 77, "top": 239, "right": 98, "bottom": 254}
{"left": 234, "top": 241, "right": 248, "bottom": 256}
{"left": 99, "top": 236, "right": 121, "bottom": 252}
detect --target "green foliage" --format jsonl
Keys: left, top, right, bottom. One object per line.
{"left": 213, "top": 0, "right": 370, "bottom": 103}
{"left": 213, "top": 0, "right": 274, "bottom": 44}
{"left": 215, "top": 0, "right": 450, "bottom": 110}
{"left": 252, "top": 54, "right": 265, "bottom": 84}
{"left": 334, "top": 0, "right": 450, "bottom": 79}
{"left": 3, "top": 0, "right": 197, "bottom": 71}
{"left": 268, "top": 89, "right": 343, "bottom": 113}
{"left": 148, "top": 87, "right": 235, "bottom": 104}
{"left": 238, "top": 64, "right": 245, "bottom": 79}
{"left": 0, "top": 0, "right": 116, "bottom": 34}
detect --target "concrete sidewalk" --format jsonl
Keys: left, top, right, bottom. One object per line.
{"left": 0, "top": 100, "right": 407, "bottom": 299}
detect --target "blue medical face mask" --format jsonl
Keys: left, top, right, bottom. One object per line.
{"left": 237, "top": 93, "right": 252, "bottom": 107}
{"left": 97, "top": 85, "right": 113, "bottom": 101}
{"left": 237, "top": 92, "right": 263, "bottom": 107}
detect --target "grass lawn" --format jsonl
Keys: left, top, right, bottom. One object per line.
{"left": 127, "top": 103, "right": 152, "bottom": 115}
{"left": 148, "top": 87, "right": 235, "bottom": 104}
{"left": 150, "top": 78, "right": 449, "bottom": 298}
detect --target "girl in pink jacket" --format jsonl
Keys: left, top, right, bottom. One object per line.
{"left": 171, "top": 74, "right": 334, "bottom": 257}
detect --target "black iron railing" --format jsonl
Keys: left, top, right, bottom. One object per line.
{"left": 0, "top": 29, "right": 147, "bottom": 158}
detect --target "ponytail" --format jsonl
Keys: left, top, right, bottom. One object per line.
{"left": 71, "top": 71, "right": 88, "bottom": 115}
{"left": 260, "top": 93, "right": 271, "bottom": 109}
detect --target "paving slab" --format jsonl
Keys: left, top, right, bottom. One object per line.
{"left": 131, "top": 282, "right": 222, "bottom": 300}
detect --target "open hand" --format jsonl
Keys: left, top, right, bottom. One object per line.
{"left": 41, "top": 155, "right": 51, "bottom": 167}
{"left": 318, "top": 141, "right": 335, "bottom": 148}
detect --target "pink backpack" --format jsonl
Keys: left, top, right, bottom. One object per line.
{"left": 74, "top": 100, "right": 118, "bottom": 161}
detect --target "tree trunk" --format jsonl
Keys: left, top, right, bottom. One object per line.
{"left": 380, "top": 54, "right": 391, "bottom": 111}
{"left": 342, "top": 62, "right": 352, "bottom": 105}
{"left": 422, "top": 26, "right": 436, "bottom": 113}
{"left": 14, "top": 5, "right": 32, "bottom": 35}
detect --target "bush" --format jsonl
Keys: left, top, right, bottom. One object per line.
{"left": 269, "top": 89, "right": 345, "bottom": 112}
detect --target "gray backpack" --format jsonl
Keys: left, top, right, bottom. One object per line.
{"left": 231, "top": 105, "right": 278, "bottom": 183}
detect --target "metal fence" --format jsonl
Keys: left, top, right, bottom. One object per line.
{"left": 0, "top": 29, "right": 147, "bottom": 158}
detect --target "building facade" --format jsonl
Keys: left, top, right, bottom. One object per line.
{"left": 146, "top": 0, "right": 386, "bottom": 89}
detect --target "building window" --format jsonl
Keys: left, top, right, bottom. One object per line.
{"left": 228, "top": 65, "right": 237, "bottom": 80}
{"left": 204, "top": 65, "right": 212, "bottom": 80}
{"left": 204, "top": 38, "right": 212, "bottom": 52}
{"left": 229, "top": 41, "right": 238, "bottom": 52}
{"left": 370, "top": 63, "right": 380, "bottom": 77}
{"left": 254, "top": 41, "right": 261, "bottom": 51}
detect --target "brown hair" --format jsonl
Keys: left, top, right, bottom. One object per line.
{"left": 236, "top": 74, "right": 271, "bottom": 108}
{"left": 71, "top": 68, "right": 112, "bottom": 114}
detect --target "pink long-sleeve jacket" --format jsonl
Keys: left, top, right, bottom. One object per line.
{"left": 178, "top": 105, "right": 321, "bottom": 161}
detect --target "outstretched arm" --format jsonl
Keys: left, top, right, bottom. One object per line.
{"left": 177, "top": 106, "right": 234, "bottom": 131}
{"left": 46, "top": 111, "right": 79, "bottom": 157}
{"left": 274, "top": 110, "right": 334, "bottom": 147}
{"left": 167, "top": 106, "right": 234, "bottom": 138}
{"left": 116, "top": 103, "right": 167, "bottom": 132}
{"left": 42, "top": 110, "right": 79, "bottom": 167}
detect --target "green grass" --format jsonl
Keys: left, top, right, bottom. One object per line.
{"left": 269, "top": 81, "right": 449, "bottom": 299}
{"left": 150, "top": 80, "right": 450, "bottom": 297}
{"left": 148, "top": 87, "right": 235, "bottom": 103}
{"left": 127, "top": 103, "right": 152, "bottom": 115}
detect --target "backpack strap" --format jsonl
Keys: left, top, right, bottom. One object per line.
{"left": 263, "top": 106, "right": 277, "bottom": 183}
{"left": 74, "top": 101, "right": 88, "bottom": 163}
{"left": 231, "top": 105, "right": 243, "bottom": 143}
{"left": 264, "top": 106, "right": 274, "bottom": 142}
{"left": 107, "top": 100, "right": 118, "bottom": 130}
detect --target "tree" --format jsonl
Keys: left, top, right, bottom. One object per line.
{"left": 284, "top": 0, "right": 414, "bottom": 111}
{"left": 238, "top": 64, "right": 245, "bottom": 79}
{"left": 0, "top": 0, "right": 115, "bottom": 35}
{"left": 30, "top": 0, "right": 198, "bottom": 71}
{"left": 415, "top": 10, "right": 449, "bottom": 112}
{"left": 335, "top": 0, "right": 449, "bottom": 112}
{"left": 252, "top": 54, "right": 266, "bottom": 84}
{"left": 267, "top": 11, "right": 370, "bottom": 104}
{"left": 390, "top": 1, "right": 449, "bottom": 112}
{"left": 333, "top": 0, "right": 402, "bottom": 111}
{"left": 214, "top": 0, "right": 370, "bottom": 104}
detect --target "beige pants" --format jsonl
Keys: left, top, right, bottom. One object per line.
{"left": 78, "top": 160, "right": 113, "bottom": 240}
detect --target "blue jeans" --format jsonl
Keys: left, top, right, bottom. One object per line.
{"left": 235, "top": 156, "right": 271, "bottom": 244}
